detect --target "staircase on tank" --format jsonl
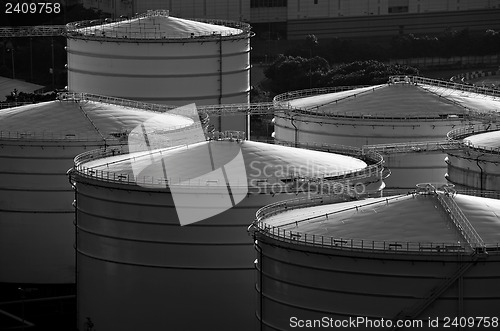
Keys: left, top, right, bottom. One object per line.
{"left": 389, "top": 183, "right": 487, "bottom": 330}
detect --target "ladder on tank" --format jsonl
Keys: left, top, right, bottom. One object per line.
{"left": 389, "top": 254, "right": 482, "bottom": 330}
{"left": 389, "top": 185, "right": 487, "bottom": 330}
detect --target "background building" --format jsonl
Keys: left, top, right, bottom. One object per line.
{"left": 80, "top": 0, "right": 500, "bottom": 40}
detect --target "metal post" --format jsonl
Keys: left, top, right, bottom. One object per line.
{"left": 29, "top": 38, "right": 33, "bottom": 81}
{"left": 9, "top": 47, "right": 15, "bottom": 79}
{"left": 51, "top": 37, "right": 55, "bottom": 87}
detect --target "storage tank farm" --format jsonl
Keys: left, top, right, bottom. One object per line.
{"left": 65, "top": 9, "right": 252, "bottom": 132}
{"left": 250, "top": 183, "right": 500, "bottom": 330}
{"left": 446, "top": 123, "right": 500, "bottom": 191}
{"left": 273, "top": 76, "right": 500, "bottom": 189}
{"left": 0, "top": 93, "right": 200, "bottom": 284}
{"left": 68, "top": 132, "right": 386, "bottom": 331}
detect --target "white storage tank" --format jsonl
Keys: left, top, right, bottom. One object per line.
{"left": 446, "top": 123, "right": 500, "bottom": 191}
{"left": 273, "top": 76, "right": 493, "bottom": 189}
{"left": 251, "top": 183, "right": 500, "bottom": 330}
{"left": 68, "top": 135, "right": 386, "bottom": 331}
{"left": 65, "top": 9, "right": 252, "bottom": 132}
{"left": 0, "top": 94, "right": 195, "bottom": 284}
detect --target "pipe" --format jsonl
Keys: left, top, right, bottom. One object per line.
{"left": 290, "top": 116, "right": 298, "bottom": 148}
{"left": 476, "top": 156, "right": 484, "bottom": 191}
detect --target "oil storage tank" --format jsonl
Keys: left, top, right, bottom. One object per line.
{"left": 0, "top": 93, "right": 195, "bottom": 284}
{"left": 446, "top": 123, "right": 500, "bottom": 191}
{"left": 273, "top": 76, "right": 493, "bottom": 189}
{"left": 68, "top": 133, "right": 385, "bottom": 331}
{"left": 65, "top": 9, "right": 252, "bottom": 132}
{"left": 251, "top": 183, "right": 500, "bottom": 330}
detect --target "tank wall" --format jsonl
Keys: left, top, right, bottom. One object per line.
{"left": 274, "top": 113, "right": 473, "bottom": 145}
{"left": 74, "top": 177, "right": 331, "bottom": 330}
{"left": 67, "top": 38, "right": 250, "bottom": 105}
{"left": 446, "top": 152, "right": 500, "bottom": 191}
{"left": 384, "top": 153, "right": 448, "bottom": 188}
{"left": 274, "top": 112, "right": 475, "bottom": 188}
{"left": 255, "top": 236, "right": 500, "bottom": 330}
{"left": 0, "top": 141, "right": 104, "bottom": 283}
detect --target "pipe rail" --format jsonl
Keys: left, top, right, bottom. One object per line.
{"left": 362, "top": 140, "right": 464, "bottom": 155}
{"left": 437, "top": 192, "right": 486, "bottom": 250}
{"left": 251, "top": 220, "right": 483, "bottom": 254}
{"left": 70, "top": 138, "right": 384, "bottom": 190}
{"left": 273, "top": 75, "right": 500, "bottom": 122}
{"left": 273, "top": 85, "right": 375, "bottom": 103}
{"left": 252, "top": 187, "right": 498, "bottom": 254}
{"left": 447, "top": 123, "right": 500, "bottom": 155}
{"left": 65, "top": 12, "right": 252, "bottom": 42}
{"left": 0, "top": 11, "right": 252, "bottom": 40}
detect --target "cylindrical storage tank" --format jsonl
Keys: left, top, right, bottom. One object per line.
{"left": 446, "top": 123, "right": 500, "bottom": 191}
{"left": 251, "top": 184, "right": 500, "bottom": 330}
{"left": 0, "top": 94, "right": 195, "bottom": 284}
{"left": 68, "top": 136, "right": 386, "bottom": 331}
{"left": 273, "top": 76, "right": 490, "bottom": 189}
{"left": 65, "top": 9, "right": 252, "bottom": 132}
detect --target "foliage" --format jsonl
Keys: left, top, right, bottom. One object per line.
{"left": 285, "top": 29, "right": 500, "bottom": 63}
{"left": 2, "top": 91, "right": 58, "bottom": 103}
{"left": 264, "top": 56, "right": 418, "bottom": 93}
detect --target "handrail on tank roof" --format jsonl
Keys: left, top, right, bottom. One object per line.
{"left": 362, "top": 140, "right": 464, "bottom": 155}
{"left": 273, "top": 75, "right": 500, "bottom": 121}
{"left": 0, "top": 93, "right": 203, "bottom": 142}
{"left": 65, "top": 12, "right": 253, "bottom": 42}
{"left": 394, "top": 75, "right": 500, "bottom": 98}
{"left": 0, "top": 130, "right": 126, "bottom": 142}
{"left": 447, "top": 123, "right": 500, "bottom": 155}
{"left": 435, "top": 191, "right": 486, "bottom": 250}
{"left": 57, "top": 92, "right": 209, "bottom": 123}
{"left": 70, "top": 138, "right": 384, "bottom": 190}
{"left": 252, "top": 189, "right": 497, "bottom": 254}
{"left": 273, "top": 85, "right": 375, "bottom": 103}
{"left": 0, "top": 101, "right": 37, "bottom": 109}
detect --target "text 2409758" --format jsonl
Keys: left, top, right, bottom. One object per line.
{"left": 5, "top": 2, "right": 61, "bottom": 14}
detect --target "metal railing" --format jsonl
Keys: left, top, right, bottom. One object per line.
{"left": 362, "top": 140, "right": 464, "bottom": 155}
{"left": 65, "top": 10, "right": 252, "bottom": 42}
{"left": 70, "top": 138, "right": 385, "bottom": 190}
{"left": 58, "top": 92, "right": 178, "bottom": 112}
{"left": 273, "top": 75, "right": 500, "bottom": 122}
{"left": 0, "top": 101, "right": 37, "bottom": 109}
{"left": 251, "top": 185, "right": 498, "bottom": 254}
{"left": 402, "top": 75, "right": 500, "bottom": 98}
{"left": 447, "top": 123, "right": 500, "bottom": 155}
{"left": 58, "top": 92, "right": 209, "bottom": 124}
{"left": 0, "top": 130, "right": 121, "bottom": 142}
{"left": 0, "top": 93, "right": 206, "bottom": 142}
{"left": 273, "top": 85, "right": 375, "bottom": 104}
{"left": 436, "top": 192, "right": 485, "bottom": 250}
{"left": 252, "top": 219, "right": 476, "bottom": 254}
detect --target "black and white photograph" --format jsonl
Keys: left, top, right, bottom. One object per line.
{"left": 1, "top": 1, "right": 500, "bottom": 330}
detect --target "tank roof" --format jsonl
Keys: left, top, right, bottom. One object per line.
{"left": 262, "top": 192, "right": 500, "bottom": 246}
{"left": 0, "top": 99, "right": 193, "bottom": 141}
{"left": 464, "top": 130, "right": 500, "bottom": 149}
{"left": 285, "top": 83, "right": 475, "bottom": 118}
{"left": 79, "top": 140, "right": 368, "bottom": 186}
{"left": 69, "top": 10, "right": 245, "bottom": 40}
{"left": 433, "top": 88, "right": 500, "bottom": 114}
